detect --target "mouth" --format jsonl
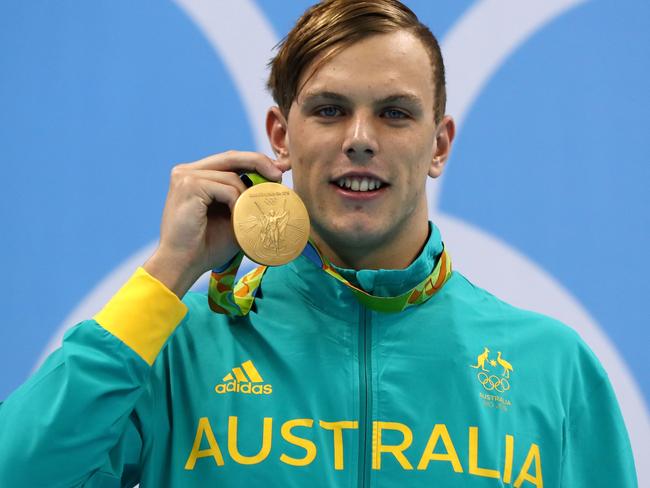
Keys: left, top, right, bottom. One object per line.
{"left": 330, "top": 174, "right": 389, "bottom": 194}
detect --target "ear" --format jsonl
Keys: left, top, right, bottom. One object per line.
{"left": 428, "top": 115, "right": 456, "bottom": 178}
{"left": 266, "top": 106, "right": 291, "bottom": 169}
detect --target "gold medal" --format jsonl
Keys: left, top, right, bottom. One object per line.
{"left": 232, "top": 179, "right": 310, "bottom": 266}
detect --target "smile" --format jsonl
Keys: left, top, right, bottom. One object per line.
{"left": 334, "top": 176, "right": 384, "bottom": 192}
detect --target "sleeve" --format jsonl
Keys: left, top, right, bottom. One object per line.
{"left": 561, "top": 371, "right": 638, "bottom": 487}
{"left": 0, "top": 268, "right": 187, "bottom": 487}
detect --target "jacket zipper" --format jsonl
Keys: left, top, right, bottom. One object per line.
{"left": 357, "top": 305, "right": 372, "bottom": 487}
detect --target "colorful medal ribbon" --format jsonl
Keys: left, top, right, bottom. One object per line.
{"left": 208, "top": 241, "right": 452, "bottom": 316}
{"left": 208, "top": 252, "right": 267, "bottom": 315}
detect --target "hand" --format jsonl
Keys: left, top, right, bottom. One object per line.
{"left": 143, "top": 150, "right": 288, "bottom": 298}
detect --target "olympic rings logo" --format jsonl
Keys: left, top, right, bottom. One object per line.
{"left": 477, "top": 372, "right": 510, "bottom": 392}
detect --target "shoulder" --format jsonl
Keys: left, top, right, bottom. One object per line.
{"left": 437, "top": 271, "right": 609, "bottom": 382}
{"left": 438, "top": 271, "right": 571, "bottom": 329}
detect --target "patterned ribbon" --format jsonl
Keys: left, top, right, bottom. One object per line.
{"left": 208, "top": 252, "right": 267, "bottom": 315}
{"left": 208, "top": 241, "right": 452, "bottom": 316}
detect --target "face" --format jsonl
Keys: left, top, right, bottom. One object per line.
{"left": 268, "top": 31, "right": 453, "bottom": 263}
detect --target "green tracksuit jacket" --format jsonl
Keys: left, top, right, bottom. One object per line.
{"left": 0, "top": 224, "right": 637, "bottom": 487}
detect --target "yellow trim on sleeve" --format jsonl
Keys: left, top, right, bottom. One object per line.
{"left": 94, "top": 267, "right": 188, "bottom": 366}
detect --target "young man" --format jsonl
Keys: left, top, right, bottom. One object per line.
{"left": 0, "top": 1, "right": 637, "bottom": 486}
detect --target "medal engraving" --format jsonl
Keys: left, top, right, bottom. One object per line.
{"left": 232, "top": 182, "right": 309, "bottom": 266}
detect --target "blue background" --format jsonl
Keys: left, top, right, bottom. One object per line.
{"left": 1, "top": 0, "right": 648, "bottom": 467}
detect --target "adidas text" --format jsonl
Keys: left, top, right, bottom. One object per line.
{"left": 215, "top": 381, "right": 273, "bottom": 395}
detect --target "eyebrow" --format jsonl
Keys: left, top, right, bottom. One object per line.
{"left": 299, "top": 91, "right": 349, "bottom": 105}
{"left": 378, "top": 93, "right": 424, "bottom": 108}
{"left": 299, "top": 90, "right": 425, "bottom": 111}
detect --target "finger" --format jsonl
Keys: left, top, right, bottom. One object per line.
{"left": 195, "top": 178, "right": 242, "bottom": 210}
{"left": 169, "top": 168, "right": 247, "bottom": 208}
{"left": 182, "top": 169, "right": 248, "bottom": 194}
{"left": 185, "top": 151, "right": 283, "bottom": 181}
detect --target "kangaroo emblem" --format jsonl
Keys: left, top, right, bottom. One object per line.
{"left": 470, "top": 347, "right": 491, "bottom": 371}
{"left": 497, "top": 351, "right": 514, "bottom": 378}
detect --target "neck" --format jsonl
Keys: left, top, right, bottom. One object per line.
{"left": 310, "top": 220, "right": 430, "bottom": 270}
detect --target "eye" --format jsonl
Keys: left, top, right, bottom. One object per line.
{"left": 316, "top": 105, "right": 343, "bottom": 117}
{"left": 382, "top": 108, "right": 408, "bottom": 119}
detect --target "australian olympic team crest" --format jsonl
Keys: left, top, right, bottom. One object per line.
{"left": 470, "top": 347, "right": 514, "bottom": 411}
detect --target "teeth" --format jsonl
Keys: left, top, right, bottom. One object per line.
{"left": 335, "top": 176, "right": 383, "bottom": 192}
{"left": 359, "top": 178, "right": 369, "bottom": 191}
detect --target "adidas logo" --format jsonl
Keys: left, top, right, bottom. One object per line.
{"left": 215, "top": 360, "right": 273, "bottom": 395}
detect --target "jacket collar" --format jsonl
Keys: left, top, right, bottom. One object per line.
{"left": 285, "top": 221, "right": 444, "bottom": 301}
{"left": 329, "top": 222, "right": 443, "bottom": 297}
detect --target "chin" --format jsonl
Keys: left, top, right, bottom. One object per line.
{"left": 321, "top": 217, "right": 387, "bottom": 248}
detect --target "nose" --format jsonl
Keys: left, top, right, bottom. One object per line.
{"left": 342, "top": 111, "right": 379, "bottom": 162}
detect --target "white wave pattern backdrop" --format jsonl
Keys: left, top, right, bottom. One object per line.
{"left": 0, "top": 0, "right": 646, "bottom": 484}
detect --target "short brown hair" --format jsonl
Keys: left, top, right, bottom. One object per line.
{"left": 267, "top": 0, "right": 446, "bottom": 122}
